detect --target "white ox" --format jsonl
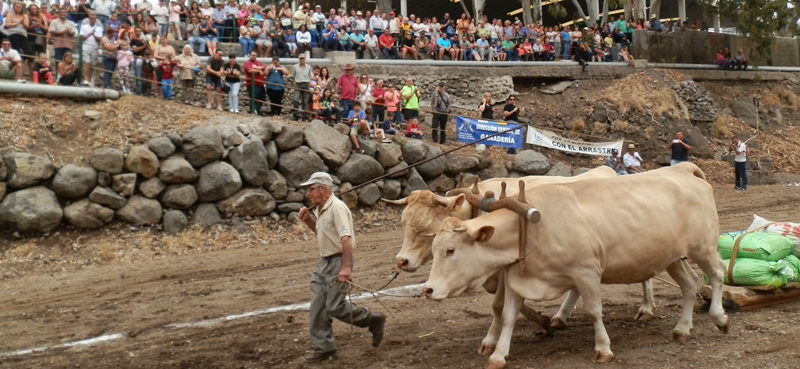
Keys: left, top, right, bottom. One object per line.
{"left": 422, "top": 163, "right": 729, "bottom": 369}
{"left": 382, "top": 167, "right": 659, "bottom": 352}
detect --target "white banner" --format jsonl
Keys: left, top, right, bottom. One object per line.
{"left": 526, "top": 128, "right": 624, "bottom": 157}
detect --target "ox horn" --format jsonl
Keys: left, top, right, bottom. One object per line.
{"left": 499, "top": 181, "right": 507, "bottom": 199}
{"left": 433, "top": 195, "right": 450, "bottom": 207}
{"left": 471, "top": 176, "right": 481, "bottom": 195}
{"left": 381, "top": 197, "right": 409, "bottom": 206}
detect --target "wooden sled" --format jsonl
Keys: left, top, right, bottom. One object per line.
{"left": 699, "top": 283, "right": 800, "bottom": 311}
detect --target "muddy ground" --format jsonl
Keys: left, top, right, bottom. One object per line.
{"left": 2, "top": 184, "right": 800, "bottom": 369}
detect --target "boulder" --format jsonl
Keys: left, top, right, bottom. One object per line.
{"left": 147, "top": 137, "right": 176, "bottom": 159}
{"left": 193, "top": 203, "right": 222, "bottom": 226}
{"left": 162, "top": 210, "right": 188, "bottom": 235}
{"left": 167, "top": 132, "right": 183, "bottom": 147}
{"left": 333, "top": 123, "right": 350, "bottom": 135}
{"left": 0, "top": 182, "right": 6, "bottom": 202}
{"left": 116, "top": 196, "right": 163, "bottom": 226}
{"left": 112, "top": 173, "right": 137, "bottom": 197}
{"left": 264, "top": 170, "right": 288, "bottom": 199}
{"left": 512, "top": 150, "right": 552, "bottom": 175}
{"left": 401, "top": 140, "right": 428, "bottom": 164}
{"left": 572, "top": 167, "right": 591, "bottom": 176}
{"left": 228, "top": 138, "right": 270, "bottom": 186}
{"left": 274, "top": 125, "right": 304, "bottom": 151}
{"left": 546, "top": 162, "right": 572, "bottom": 177}
{"left": 0, "top": 186, "right": 63, "bottom": 232}
{"left": 357, "top": 138, "right": 379, "bottom": 158}
{"left": 89, "top": 147, "right": 124, "bottom": 174}
{"left": 247, "top": 118, "right": 278, "bottom": 142}
{"left": 88, "top": 186, "right": 127, "bottom": 209}
{"left": 161, "top": 184, "right": 198, "bottom": 209}
{"left": 3, "top": 153, "right": 56, "bottom": 189}
{"left": 426, "top": 175, "right": 456, "bottom": 193}
{"left": 285, "top": 191, "right": 305, "bottom": 203}
{"left": 731, "top": 100, "right": 758, "bottom": 128}
{"left": 357, "top": 183, "right": 381, "bottom": 206}
{"left": 416, "top": 145, "right": 446, "bottom": 180}
{"left": 507, "top": 171, "right": 527, "bottom": 178}
{"left": 277, "top": 146, "right": 327, "bottom": 188}
{"left": 382, "top": 179, "right": 402, "bottom": 200}
{"left": 216, "top": 188, "right": 276, "bottom": 216}
{"left": 64, "top": 199, "right": 114, "bottom": 229}
{"left": 97, "top": 172, "right": 111, "bottom": 187}
{"left": 195, "top": 161, "right": 242, "bottom": 202}
{"left": 336, "top": 154, "right": 384, "bottom": 185}
{"left": 339, "top": 183, "right": 358, "bottom": 209}
{"left": 444, "top": 155, "right": 480, "bottom": 174}
{"left": 139, "top": 177, "right": 166, "bottom": 198}
{"left": 265, "top": 140, "right": 279, "bottom": 169}
{"left": 386, "top": 161, "right": 410, "bottom": 178}
{"left": 304, "top": 120, "right": 352, "bottom": 167}
{"left": 459, "top": 172, "right": 478, "bottom": 187}
{"left": 181, "top": 126, "right": 224, "bottom": 167}
{"left": 476, "top": 162, "right": 509, "bottom": 179}
{"left": 219, "top": 126, "right": 245, "bottom": 147}
{"left": 124, "top": 146, "right": 160, "bottom": 179}
{"left": 158, "top": 157, "right": 197, "bottom": 184}
{"left": 376, "top": 142, "right": 403, "bottom": 168}
{"left": 401, "top": 168, "right": 427, "bottom": 197}
{"left": 277, "top": 202, "right": 304, "bottom": 213}
{"left": 50, "top": 164, "right": 98, "bottom": 198}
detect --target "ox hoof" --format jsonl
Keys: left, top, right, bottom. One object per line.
{"left": 634, "top": 311, "right": 655, "bottom": 322}
{"left": 477, "top": 343, "right": 496, "bottom": 356}
{"left": 550, "top": 317, "right": 568, "bottom": 330}
{"left": 671, "top": 331, "right": 691, "bottom": 344}
{"left": 591, "top": 350, "right": 614, "bottom": 363}
{"left": 485, "top": 359, "right": 507, "bottom": 369}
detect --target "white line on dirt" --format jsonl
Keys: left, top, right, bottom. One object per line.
{"left": 0, "top": 283, "right": 422, "bottom": 358}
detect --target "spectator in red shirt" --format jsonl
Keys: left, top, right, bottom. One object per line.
{"left": 336, "top": 63, "right": 358, "bottom": 119}
{"left": 379, "top": 32, "right": 399, "bottom": 59}
{"left": 404, "top": 117, "right": 423, "bottom": 139}
{"left": 158, "top": 54, "right": 178, "bottom": 99}
{"left": 371, "top": 79, "right": 386, "bottom": 123}
{"left": 243, "top": 51, "right": 266, "bottom": 114}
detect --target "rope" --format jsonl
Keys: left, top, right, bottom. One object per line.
{"left": 326, "top": 272, "right": 417, "bottom": 322}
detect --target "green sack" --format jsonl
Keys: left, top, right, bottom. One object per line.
{"left": 706, "top": 258, "right": 792, "bottom": 288}
{"left": 780, "top": 255, "right": 800, "bottom": 282}
{"left": 717, "top": 231, "right": 794, "bottom": 261}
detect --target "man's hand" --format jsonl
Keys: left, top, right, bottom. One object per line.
{"left": 338, "top": 265, "right": 352, "bottom": 282}
{"left": 298, "top": 206, "right": 311, "bottom": 222}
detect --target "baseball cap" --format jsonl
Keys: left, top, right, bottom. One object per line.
{"left": 438, "top": 82, "right": 446, "bottom": 87}
{"left": 300, "top": 172, "right": 333, "bottom": 187}
{"left": 611, "top": 149, "right": 619, "bottom": 154}
{"left": 390, "top": 11, "right": 395, "bottom": 15}
{"left": 298, "top": 54, "right": 306, "bottom": 58}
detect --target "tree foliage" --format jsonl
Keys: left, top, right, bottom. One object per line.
{"left": 714, "top": 0, "right": 800, "bottom": 57}
{"left": 548, "top": 3, "right": 568, "bottom": 19}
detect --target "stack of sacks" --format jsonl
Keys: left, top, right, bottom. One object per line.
{"left": 712, "top": 231, "right": 800, "bottom": 288}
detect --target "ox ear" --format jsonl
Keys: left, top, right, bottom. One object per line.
{"left": 475, "top": 226, "right": 495, "bottom": 243}
{"left": 452, "top": 194, "right": 466, "bottom": 211}
{"left": 433, "top": 195, "right": 450, "bottom": 208}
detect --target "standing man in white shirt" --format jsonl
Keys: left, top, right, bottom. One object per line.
{"left": 623, "top": 143, "right": 644, "bottom": 174}
{"left": 729, "top": 136, "right": 748, "bottom": 190}
{"left": 150, "top": 0, "right": 170, "bottom": 37}
{"left": 79, "top": 14, "right": 103, "bottom": 86}
{"left": 92, "top": 0, "right": 115, "bottom": 28}
{"left": 369, "top": 11, "right": 384, "bottom": 36}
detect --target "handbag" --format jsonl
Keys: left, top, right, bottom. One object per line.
{"left": 280, "top": 17, "right": 292, "bottom": 27}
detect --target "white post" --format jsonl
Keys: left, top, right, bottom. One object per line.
{"left": 712, "top": 11, "right": 720, "bottom": 32}
{"left": 292, "top": 1, "right": 297, "bottom": 10}
{"left": 678, "top": 0, "right": 686, "bottom": 22}
{"left": 400, "top": 0, "right": 407, "bottom": 17}
{"left": 341, "top": 0, "right": 347, "bottom": 12}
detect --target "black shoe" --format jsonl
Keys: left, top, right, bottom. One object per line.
{"left": 368, "top": 313, "right": 386, "bottom": 348}
{"left": 304, "top": 350, "right": 337, "bottom": 363}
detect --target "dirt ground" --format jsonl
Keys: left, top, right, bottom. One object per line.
{"left": 2, "top": 184, "right": 800, "bottom": 369}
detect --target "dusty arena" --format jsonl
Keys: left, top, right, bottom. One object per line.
{"left": 1, "top": 184, "right": 799, "bottom": 369}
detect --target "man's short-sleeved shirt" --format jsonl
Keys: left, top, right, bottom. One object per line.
{"left": 313, "top": 195, "right": 356, "bottom": 257}
{"left": 400, "top": 85, "right": 419, "bottom": 110}
{"left": 623, "top": 152, "right": 642, "bottom": 168}
{"left": 671, "top": 139, "right": 690, "bottom": 161}
{"left": 503, "top": 104, "right": 519, "bottom": 121}
{"left": 337, "top": 73, "right": 358, "bottom": 100}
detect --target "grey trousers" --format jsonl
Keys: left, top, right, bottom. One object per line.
{"left": 309, "top": 256, "right": 372, "bottom": 353}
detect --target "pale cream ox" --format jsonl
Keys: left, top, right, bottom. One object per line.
{"left": 382, "top": 166, "right": 659, "bottom": 353}
{"left": 422, "top": 163, "right": 729, "bottom": 369}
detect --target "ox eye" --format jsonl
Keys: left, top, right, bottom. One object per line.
{"left": 446, "top": 248, "right": 455, "bottom": 257}
{"left": 424, "top": 233, "right": 436, "bottom": 238}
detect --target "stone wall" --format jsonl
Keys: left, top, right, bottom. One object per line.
{"left": 0, "top": 118, "right": 575, "bottom": 234}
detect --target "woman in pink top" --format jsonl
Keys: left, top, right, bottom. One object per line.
{"left": 384, "top": 83, "right": 401, "bottom": 124}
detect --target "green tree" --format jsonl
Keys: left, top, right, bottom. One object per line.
{"left": 714, "top": 0, "right": 799, "bottom": 58}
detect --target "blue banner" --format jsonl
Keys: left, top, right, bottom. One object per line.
{"left": 455, "top": 116, "right": 524, "bottom": 149}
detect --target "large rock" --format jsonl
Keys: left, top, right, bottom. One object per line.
{"left": 277, "top": 202, "right": 304, "bottom": 213}
{"left": 264, "top": 170, "right": 288, "bottom": 199}
{"left": 161, "top": 184, "right": 198, "bottom": 209}
{"left": 265, "top": 141, "right": 279, "bottom": 169}
{"left": 193, "top": 203, "right": 222, "bottom": 226}
{"left": 116, "top": 196, "right": 162, "bottom": 226}
{"left": 731, "top": 100, "right": 758, "bottom": 128}
{"left": 338, "top": 183, "right": 358, "bottom": 209}
{"left": 89, "top": 147, "right": 124, "bottom": 174}
{"left": 386, "top": 161, "right": 410, "bottom": 178}
{"left": 88, "top": 186, "right": 127, "bottom": 209}
{"left": 0, "top": 186, "right": 62, "bottom": 232}
{"left": 382, "top": 179, "right": 402, "bottom": 200}
{"left": 163, "top": 210, "right": 188, "bottom": 235}
{"left": 167, "top": 132, "right": 183, "bottom": 147}
{"left": 546, "top": 162, "right": 572, "bottom": 177}
{"left": 216, "top": 188, "right": 276, "bottom": 216}
{"left": 50, "top": 164, "right": 98, "bottom": 198}
{"left": 357, "top": 138, "right": 379, "bottom": 158}
{"left": 304, "top": 120, "right": 352, "bottom": 167}
{"left": 377, "top": 142, "right": 403, "bottom": 168}
{"left": 572, "top": 167, "right": 591, "bottom": 176}
{"left": 181, "top": 126, "right": 224, "bottom": 167}
{"left": 427, "top": 175, "right": 456, "bottom": 193}
{"left": 64, "top": 199, "right": 114, "bottom": 229}
{"left": 476, "top": 162, "right": 509, "bottom": 179}
{"left": 195, "top": 161, "right": 242, "bottom": 202}
{"left": 274, "top": 125, "right": 304, "bottom": 151}
{"left": 158, "top": 157, "right": 197, "bottom": 184}
{"left": 139, "top": 177, "right": 166, "bottom": 198}
{"left": 336, "top": 154, "right": 384, "bottom": 185}
{"left": 228, "top": 138, "right": 269, "bottom": 186}
{"left": 219, "top": 126, "right": 245, "bottom": 147}
{"left": 112, "top": 173, "right": 137, "bottom": 197}
{"left": 277, "top": 146, "right": 327, "bottom": 188}
{"left": 124, "top": 146, "right": 160, "bottom": 179}
{"left": 0, "top": 182, "right": 6, "bottom": 202}
{"left": 444, "top": 155, "right": 480, "bottom": 174}
{"left": 3, "top": 153, "right": 55, "bottom": 189}
{"left": 246, "top": 118, "right": 278, "bottom": 142}
{"left": 357, "top": 183, "right": 381, "bottom": 206}
{"left": 147, "top": 137, "right": 176, "bottom": 159}
{"left": 512, "top": 150, "right": 552, "bottom": 175}
{"left": 401, "top": 168, "right": 427, "bottom": 197}
{"left": 416, "top": 145, "right": 446, "bottom": 180}
{"left": 401, "top": 140, "right": 428, "bottom": 164}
